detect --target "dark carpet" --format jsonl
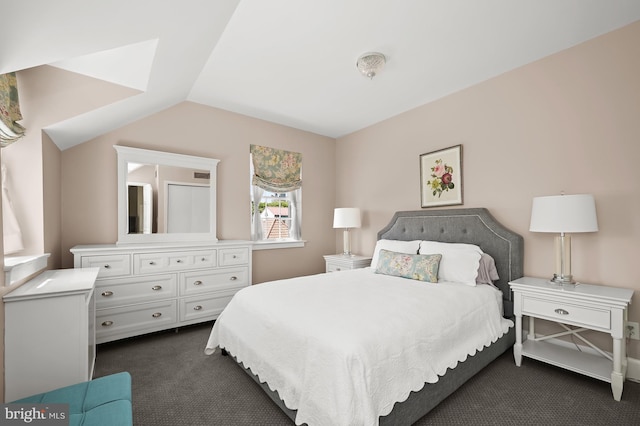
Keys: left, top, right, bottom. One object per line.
{"left": 94, "top": 322, "right": 640, "bottom": 425}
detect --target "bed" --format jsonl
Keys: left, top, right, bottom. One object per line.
{"left": 205, "top": 208, "right": 523, "bottom": 425}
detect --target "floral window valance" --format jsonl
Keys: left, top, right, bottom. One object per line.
{"left": 0, "top": 72, "right": 26, "bottom": 147}
{"left": 250, "top": 144, "right": 302, "bottom": 192}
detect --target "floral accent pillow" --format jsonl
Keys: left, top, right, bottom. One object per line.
{"left": 375, "top": 249, "right": 442, "bottom": 283}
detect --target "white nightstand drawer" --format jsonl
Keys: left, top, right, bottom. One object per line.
{"left": 326, "top": 263, "right": 344, "bottom": 272}
{"left": 522, "top": 296, "right": 611, "bottom": 330}
{"left": 324, "top": 254, "right": 372, "bottom": 273}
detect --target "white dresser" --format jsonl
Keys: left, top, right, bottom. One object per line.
{"left": 71, "top": 241, "right": 252, "bottom": 344}
{"left": 4, "top": 268, "right": 99, "bottom": 402}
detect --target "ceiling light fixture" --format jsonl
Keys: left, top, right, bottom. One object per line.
{"left": 356, "top": 52, "right": 386, "bottom": 79}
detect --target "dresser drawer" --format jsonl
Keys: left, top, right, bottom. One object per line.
{"left": 133, "top": 250, "right": 216, "bottom": 274}
{"left": 219, "top": 247, "right": 250, "bottom": 266}
{"left": 179, "top": 294, "right": 234, "bottom": 323}
{"left": 96, "top": 300, "right": 178, "bottom": 343}
{"left": 95, "top": 274, "right": 177, "bottom": 308}
{"left": 521, "top": 296, "right": 611, "bottom": 330}
{"left": 81, "top": 254, "right": 131, "bottom": 278}
{"left": 180, "top": 267, "right": 249, "bottom": 297}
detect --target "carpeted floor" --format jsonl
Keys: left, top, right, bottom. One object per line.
{"left": 94, "top": 322, "right": 640, "bottom": 425}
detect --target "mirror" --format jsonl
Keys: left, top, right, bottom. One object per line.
{"left": 115, "top": 146, "right": 219, "bottom": 244}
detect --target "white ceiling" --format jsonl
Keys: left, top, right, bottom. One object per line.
{"left": 4, "top": 1, "right": 640, "bottom": 150}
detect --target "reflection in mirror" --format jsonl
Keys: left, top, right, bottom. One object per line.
{"left": 115, "top": 146, "right": 219, "bottom": 244}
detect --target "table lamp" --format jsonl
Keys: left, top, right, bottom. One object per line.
{"left": 333, "top": 208, "right": 361, "bottom": 256}
{"left": 529, "top": 194, "right": 598, "bottom": 284}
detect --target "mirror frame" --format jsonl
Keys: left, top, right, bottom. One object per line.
{"left": 115, "top": 145, "right": 220, "bottom": 245}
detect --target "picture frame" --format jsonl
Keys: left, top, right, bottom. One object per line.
{"left": 420, "top": 144, "right": 463, "bottom": 208}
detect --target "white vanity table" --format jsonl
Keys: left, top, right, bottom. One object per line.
{"left": 4, "top": 268, "right": 99, "bottom": 402}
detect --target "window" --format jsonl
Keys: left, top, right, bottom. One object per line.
{"left": 255, "top": 192, "right": 294, "bottom": 240}
{"left": 250, "top": 145, "right": 302, "bottom": 244}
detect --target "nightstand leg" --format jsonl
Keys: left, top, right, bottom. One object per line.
{"left": 528, "top": 316, "right": 535, "bottom": 340}
{"left": 611, "top": 337, "right": 624, "bottom": 401}
{"left": 514, "top": 314, "right": 522, "bottom": 366}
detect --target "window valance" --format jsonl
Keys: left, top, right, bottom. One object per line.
{"left": 0, "top": 72, "right": 26, "bottom": 147}
{"left": 250, "top": 144, "right": 302, "bottom": 192}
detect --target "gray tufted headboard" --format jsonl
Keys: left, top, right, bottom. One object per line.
{"left": 377, "top": 208, "right": 524, "bottom": 317}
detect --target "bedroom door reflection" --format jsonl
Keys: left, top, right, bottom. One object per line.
{"left": 165, "top": 183, "right": 210, "bottom": 233}
{"left": 128, "top": 183, "right": 153, "bottom": 234}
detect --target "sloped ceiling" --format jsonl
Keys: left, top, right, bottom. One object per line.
{"left": 3, "top": 0, "right": 640, "bottom": 150}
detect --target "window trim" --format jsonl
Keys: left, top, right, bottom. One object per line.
{"left": 251, "top": 240, "right": 306, "bottom": 250}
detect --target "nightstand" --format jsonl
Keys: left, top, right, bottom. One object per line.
{"left": 323, "top": 254, "right": 372, "bottom": 272}
{"left": 509, "top": 276, "right": 633, "bottom": 401}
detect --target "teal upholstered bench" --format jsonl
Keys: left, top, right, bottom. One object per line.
{"left": 11, "top": 372, "right": 132, "bottom": 426}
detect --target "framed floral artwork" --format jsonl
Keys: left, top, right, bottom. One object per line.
{"left": 420, "top": 144, "right": 463, "bottom": 208}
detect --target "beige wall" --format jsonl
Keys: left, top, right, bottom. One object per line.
{"left": 60, "top": 102, "right": 337, "bottom": 281}
{"left": 336, "top": 22, "right": 640, "bottom": 357}
{"left": 2, "top": 66, "right": 139, "bottom": 268}
{"left": 42, "top": 135, "right": 62, "bottom": 268}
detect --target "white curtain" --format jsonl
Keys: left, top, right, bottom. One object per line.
{"left": 2, "top": 164, "right": 23, "bottom": 254}
{"left": 251, "top": 184, "right": 265, "bottom": 241}
{"left": 289, "top": 187, "right": 301, "bottom": 240}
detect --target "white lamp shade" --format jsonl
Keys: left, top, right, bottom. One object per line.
{"left": 333, "top": 208, "right": 361, "bottom": 229}
{"left": 530, "top": 194, "right": 598, "bottom": 233}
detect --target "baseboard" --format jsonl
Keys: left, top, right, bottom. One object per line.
{"left": 527, "top": 334, "right": 640, "bottom": 383}
{"left": 627, "top": 356, "right": 640, "bottom": 383}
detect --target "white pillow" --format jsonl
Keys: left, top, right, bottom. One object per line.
{"left": 418, "top": 241, "right": 482, "bottom": 286}
{"left": 370, "top": 239, "right": 422, "bottom": 269}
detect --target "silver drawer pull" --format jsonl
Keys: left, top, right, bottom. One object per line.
{"left": 336, "top": 268, "right": 341, "bottom": 271}
{"left": 101, "top": 291, "right": 114, "bottom": 297}
{"left": 152, "top": 312, "right": 162, "bottom": 318}
{"left": 151, "top": 285, "right": 162, "bottom": 291}
{"left": 176, "top": 259, "right": 183, "bottom": 263}
{"left": 104, "top": 264, "right": 111, "bottom": 269}
{"left": 149, "top": 261, "right": 156, "bottom": 265}
{"left": 193, "top": 280, "right": 203, "bottom": 286}
{"left": 554, "top": 308, "right": 569, "bottom": 315}
{"left": 201, "top": 257, "right": 207, "bottom": 261}
{"left": 230, "top": 276, "right": 237, "bottom": 281}
{"left": 102, "top": 321, "right": 114, "bottom": 327}
{"left": 193, "top": 305, "right": 203, "bottom": 311}
{"left": 233, "top": 255, "right": 237, "bottom": 259}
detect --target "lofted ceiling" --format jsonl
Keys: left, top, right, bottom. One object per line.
{"left": 3, "top": 1, "right": 640, "bottom": 150}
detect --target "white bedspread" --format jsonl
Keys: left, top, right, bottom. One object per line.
{"left": 205, "top": 268, "right": 513, "bottom": 426}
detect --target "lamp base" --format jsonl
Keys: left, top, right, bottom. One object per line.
{"left": 342, "top": 229, "right": 352, "bottom": 256}
{"left": 550, "top": 273, "right": 576, "bottom": 285}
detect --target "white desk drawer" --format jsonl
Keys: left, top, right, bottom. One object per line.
{"left": 522, "top": 296, "right": 611, "bottom": 330}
